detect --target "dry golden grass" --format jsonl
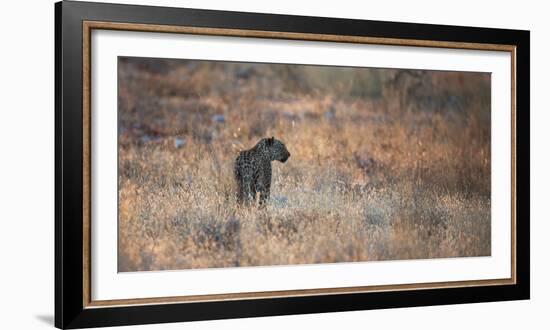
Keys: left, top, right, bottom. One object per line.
{"left": 117, "top": 58, "right": 491, "bottom": 272}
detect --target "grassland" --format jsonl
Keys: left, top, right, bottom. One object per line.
{"left": 117, "top": 58, "right": 491, "bottom": 272}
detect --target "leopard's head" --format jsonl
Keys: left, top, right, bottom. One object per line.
{"left": 262, "top": 137, "right": 291, "bottom": 163}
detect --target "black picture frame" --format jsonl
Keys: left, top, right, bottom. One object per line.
{"left": 55, "top": 1, "right": 530, "bottom": 328}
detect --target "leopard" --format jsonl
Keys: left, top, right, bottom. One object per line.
{"left": 234, "top": 137, "right": 291, "bottom": 205}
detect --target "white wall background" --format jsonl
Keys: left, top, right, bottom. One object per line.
{"left": 0, "top": 0, "right": 546, "bottom": 329}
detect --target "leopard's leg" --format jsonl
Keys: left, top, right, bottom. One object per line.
{"left": 242, "top": 175, "right": 255, "bottom": 204}
{"left": 236, "top": 179, "right": 244, "bottom": 203}
{"left": 258, "top": 188, "right": 270, "bottom": 206}
{"left": 257, "top": 169, "right": 272, "bottom": 206}
{"left": 250, "top": 180, "right": 258, "bottom": 202}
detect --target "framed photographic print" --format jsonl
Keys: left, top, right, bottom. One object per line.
{"left": 55, "top": 1, "right": 530, "bottom": 328}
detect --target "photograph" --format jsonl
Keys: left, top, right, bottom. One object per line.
{"left": 117, "top": 57, "right": 492, "bottom": 272}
